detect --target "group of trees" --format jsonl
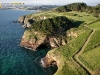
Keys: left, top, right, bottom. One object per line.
{"left": 56, "top": 3, "right": 87, "bottom": 12}
{"left": 56, "top": 3, "right": 100, "bottom": 18}
{"left": 86, "top": 5, "right": 100, "bottom": 18}
{"left": 31, "top": 16, "right": 74, "bottom": 35}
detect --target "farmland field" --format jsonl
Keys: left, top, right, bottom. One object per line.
{"left": 80, "top": 46, "right": 100, "bottom": 70}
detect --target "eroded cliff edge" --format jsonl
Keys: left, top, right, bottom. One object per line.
{"left": 19, "top": 16, "right": 75, "bottom": 51}
{"left": 41, "top": 49, "right": 66, "bottom": 75}
{"left": 18, "top": 11, "right": 89, "bottom": 75}
{"left": 20, "top": 29, "right": 67, "bottom": 50}
{"left": 18, "top": 14, "right": 82, "bottom": 75}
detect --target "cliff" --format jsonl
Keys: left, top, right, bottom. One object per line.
{"left": 18, "top": 16, "right": 33, "bottom": 28}
{"left": 20, "top": 29, "right": 67, "bottom": 51}
{"left": 19, "top": 16, "right": 75, "bottom": 51}
{"left": 18, "top": 14, "right": 47, "bottom": 28}
{"left": 41, "top": 49, "right": 66, "bottom": 75}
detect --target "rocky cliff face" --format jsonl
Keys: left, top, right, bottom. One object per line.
{"left": 19, "top": 16, "right": 74, "bottom": 51}
{"left": 18, "top": 16, "right": 33, "bottom": 28}
{"left": 18, "top": 15, "right": 47, "bottom": 28}
{"left": 20, "top": 29, "right": 67, "bottom": 51}
{"left": 41, "top": 49, "right": 66, "bottom": 75}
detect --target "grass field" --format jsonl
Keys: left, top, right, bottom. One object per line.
{"left": 89, "top": 21, "right": 100, "bottom": 30}
{"left": 80, "top": 46, "right": 100, "bottom": 71}
{"left": 83, "top": 30, "right": 100, "bottom": 52}
{"left": 78, "top": 20, "right": 100, "bottom": 74}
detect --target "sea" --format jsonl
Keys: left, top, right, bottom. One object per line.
{"left": 0, "top": 9, "right": 54, "bottom": 75}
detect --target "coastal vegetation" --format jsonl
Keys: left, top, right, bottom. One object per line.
{"left": 31, "top": 16, "right": 74, "bottom": 35}
{"left": 19, "top": 2, "right": 100, "bottom": 75}
{"left": 55, "top": 2, "right": 100, "bottom": 18}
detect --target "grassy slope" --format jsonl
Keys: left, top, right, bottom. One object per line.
{"left": 48, "top": 12, "right": 99, "bottom": 75}
{"left": 89, "top": 21, "right": 100, "bottom": 30}
{"left": 80, "top": 46, "right": 100, "bottom": 70}
{"left": 79, "top": 20, "right": 100, "bottom": 74}
{"left": 26, "top": 11, "right": 97, "bottom": 24}
{"left": 83, "top": 30, "right": 100, "bottom": 52}
{"left": 53, "top": 26, "right": 92, "bottom": 75}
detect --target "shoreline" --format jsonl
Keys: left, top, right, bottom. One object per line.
{"left": 0, "top": 8, "right": 41, "bottom": 12}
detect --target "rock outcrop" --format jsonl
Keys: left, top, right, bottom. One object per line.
{"left": 18, "top": 15, "right": 47, "bottom": 28}
{"left": 18, "top": 16, "right": 34, "bottom": 28}
{"left": 41, "top": 56, "right": 56, "bottom": 68}
{"left": 18, "top": 16, "right": 25, "bottom": 24}
{"left": 19, "top": 16, "right": 75, "bottom": 51}
{"left": 40, "top": 49, "right": 65, "bottom": 75}
{"left": 20, "top": 29, "right": 67, "bottom": 51}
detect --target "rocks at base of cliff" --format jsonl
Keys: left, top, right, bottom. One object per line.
{"left": 12, "top": 21, "right": 18, "bottom": 23}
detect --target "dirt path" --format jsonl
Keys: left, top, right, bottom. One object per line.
{"left": 73, "top": 25, "right": 95, "bottom": 75}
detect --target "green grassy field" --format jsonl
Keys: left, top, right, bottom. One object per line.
{"left": 83, "top": 30, "right": 100, "bottom": 52}
{"left": 80, "top": 46, "right": 100, "bottom": 70}
{"left": 78, "top": 21, "right": 100, "bottom": 74}
{"left": 89, "top": 21, "right": 100, "bottom": 30}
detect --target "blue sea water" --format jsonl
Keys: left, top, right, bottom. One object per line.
{"left": 0, "top": 9, "right": 52, "bottom": 75}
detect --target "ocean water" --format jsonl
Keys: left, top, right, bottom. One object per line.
{"left": 0, "top": 9, "right": 53, "bottom": 75}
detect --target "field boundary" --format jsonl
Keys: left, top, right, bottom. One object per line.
{"left": 73, "top": 25, "right": 95, "bottom": 75}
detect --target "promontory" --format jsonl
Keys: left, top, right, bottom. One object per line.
{"left": 18, "top": 2, "right": 100, "bottom": 75}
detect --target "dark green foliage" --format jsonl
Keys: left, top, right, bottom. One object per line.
{"left": 56, "top": 6, "right": 71, "bottom": 12}
{"left": 66, "top": 2, "right": 87, "bottom": 11}
{"left": 55, "top": 3, "right": 100, "bottom": 18}
{"left": 86, "top": 6, "right": 93, "bottom": 13}
{"left": 56, "top": 2, "right": 87, "bottom": 12}
{"left": 31, "top": 16, "right": 74, "bottom": 35}
{"left": 86, "top": 5, "right": 100, "bottom": 18}
{"left": 93, "top": 7, "right": 100, "bottom": 18}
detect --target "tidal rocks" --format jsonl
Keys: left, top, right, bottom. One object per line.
{"left": 12, "top": 21, "right": 18, "bottom": 23}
